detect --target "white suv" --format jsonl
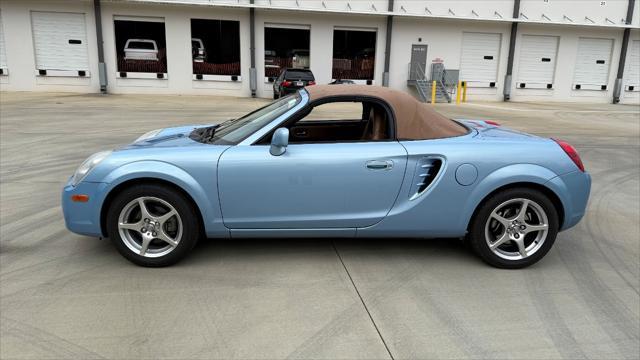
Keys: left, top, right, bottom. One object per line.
{"left": 124, "top": 39, "right": 159, "bottom": 61}
{"left": 191, "top": 38, "right": 206, "bottom": 62}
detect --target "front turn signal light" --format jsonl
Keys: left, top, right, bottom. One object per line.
{"left": 71, "top": 194, "right": 90, "bottom": 203}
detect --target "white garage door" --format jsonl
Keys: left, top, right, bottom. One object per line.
{"left": 460, "top": 32, "right": 501, "bottom": 87}
{"left": 624, "top": 40, "right": 640, "bottom": 91}
{"left": 517, "top": 35, "right": 559, "bottom": 89}
{"left": 0, "top": 11, "right": 7, "bottom": 73}
{"left": 31, "top": 11, "right": 89, "bottom": 73}
{"left": 573, "top": 37, "right": 613, "bottom": 90}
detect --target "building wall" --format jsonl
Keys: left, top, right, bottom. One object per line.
{"left": 253, "top": 11, "right": 387, "bottom": 98}
{"left": 510, "top": 23, "right": 624, "bottom": 103}
{"left": 140, "top": 0, "right": 633, "bottom": 27}
{"left": 508, "top": 26, "right": 639, "bottom": 104}
{"left": 621, "top": 29, "right": 640, "bottom": 104}
{"left": 395, "top": 0, "right": 514, "bottom": 19}
{"left": 0, "top": 0, "right": 101, "bottom": 92}
{"left": 390, "top": 17, "right": 511, "bottom": 101}
{"left": 99, "top": 2, "right": 250, "bottom": 96}
{"left": 255, "top": 0, "right": 388, "bottom": 13}
{"left": 0, "top": 0, "right": 637, "bottom": 104}
{"left": 518, "top": 0, "right": 630, "bottom": 25}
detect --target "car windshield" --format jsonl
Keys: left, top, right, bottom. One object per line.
{"left": 209, "top": 93, "right": 301, "bottom": 145}
{"left": 285, "top": 70, "right": 314, "bottom": 81}
{"left": 128, "top": 41, "right": 155, "bottom": 50}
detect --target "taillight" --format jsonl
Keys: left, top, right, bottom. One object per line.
{"left": 553, "top": 138, "right": 585, "bottom": 172}
{"left": 485, "top": 120, "right": 501, "bottom": 126}
{"left": 307, "top": 81, "right": 316, "bottom": 86}
{"left": 282, "top": 80, "right": 291, "bottom": 87}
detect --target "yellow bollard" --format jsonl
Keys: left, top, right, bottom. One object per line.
{"left": 431, "top": 80, "right": 437, "bottom": 104}
{"left": 456, "top": 81, "right": 462, "bottom": 105}
{"left": 462, "top": 81, "right": 467, "bottom": 103}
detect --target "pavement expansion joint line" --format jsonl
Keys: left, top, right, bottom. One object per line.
{"left": 331, "top": 241, "right": 395, "bottom": 360}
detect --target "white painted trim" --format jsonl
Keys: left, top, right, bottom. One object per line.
{"left": 192, "top": 74, "right": 241, "bottom": 82}
{"left": 113, "top": 15, "right": 165, "bottom": 22}
{"left": 334, "top": 26, "right": 377, "bottom": 32}
{"left": 264, "top": 22, "right": 311, "bottom": 30}
{"left": 572, "top": 84, "right": 607, "bottom": 91}
{"left": 516, "top": 83, "right": 553, "bottom": 90}
{"left": 464, "top": 81, "right": 498, "bottom": 88}
{"left": 34, "top": 69, "right": 91, "bottom": 77}
{"left": 117, "top": 71, "right": 168, "bottom": 79}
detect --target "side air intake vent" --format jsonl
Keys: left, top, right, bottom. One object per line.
{"left": 409, "top": 157, "right": 443, "bottom": 200}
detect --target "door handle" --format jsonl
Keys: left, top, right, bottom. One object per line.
{"left": 366, "top": 160, "right": 393, "bottom": 170}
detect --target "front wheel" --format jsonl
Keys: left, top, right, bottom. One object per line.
{"left": 106, "top": 184, "right": 200, "bottom": 267}
{"left": 468, "top": 188, "right": 559, "bottom": 269}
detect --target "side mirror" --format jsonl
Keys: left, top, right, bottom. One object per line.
{"left": 270, "top": 128, "right": 289, "bottom": 156}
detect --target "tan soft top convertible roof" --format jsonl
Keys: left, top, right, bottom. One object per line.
{"left": 305, "top": 85, "right": 467, "bottom": 140}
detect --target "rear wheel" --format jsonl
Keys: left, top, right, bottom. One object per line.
{"left": 469, "top": 188, "right": 559, "bottom": 269}
{"left": 273, "top": 90, "right": 280, "bottom": 100}
{"left": 106, "top": 184, "right": 200, "bottom": 267}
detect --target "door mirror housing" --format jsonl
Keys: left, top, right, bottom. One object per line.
{"left": 270, "top": 128, "right": 289, "bottom": 156}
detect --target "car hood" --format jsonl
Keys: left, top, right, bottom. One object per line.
{"left": 82, "top": 123, "right": 230, "bottom": 181}
{"left": 122, "top": 124, "right": 210, "bottom": 149}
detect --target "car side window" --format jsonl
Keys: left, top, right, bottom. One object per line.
{"left": 300, "top": 102, "right": 362, "bottom": 122}
{"left": 285, "top": 100, "right": 392, "bottom": 143}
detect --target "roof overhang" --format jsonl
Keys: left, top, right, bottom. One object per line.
{"left": 109, "top": 0, "right": 637, "bottom": 29}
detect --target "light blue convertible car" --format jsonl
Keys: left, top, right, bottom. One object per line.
{"left": 62, "top": 85, "right": 591, "bottom": 268}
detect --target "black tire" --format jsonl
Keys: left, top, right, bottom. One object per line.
{"left": 273, "top": 91, "right": 280, "bottom": 100}
{"left": 468, "top": 187, "right": 559, "bottom": 269}
{"left": 106, "top": 184, "right": 201, "bottom": 267}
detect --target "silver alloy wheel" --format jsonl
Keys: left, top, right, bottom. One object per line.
{"left": 117, "top": 196, "right": 183, "bottom": 258}
{"left": 484, "top": 198, "right": 549, "bottom": 261}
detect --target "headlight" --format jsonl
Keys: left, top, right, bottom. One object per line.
{"left": 71, "top": 151, "right": 112, "bottom": 186}
{"left": 136, "top": 128, "right": 163, "bottom": 142}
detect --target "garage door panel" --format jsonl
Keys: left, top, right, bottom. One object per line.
{"left": 517, "top": 35, "right": 559, "bottom": 88}
{"left": 573, "top": 38, "right": 613, "bottom": 89}
{"left": 0, "top": 11, "right": 7, "bottom": 71}
{"left": 460, "top": 32, "right": 501, "bottom": 86}
{"left": 31, "top": 11, "right": 89, "bottom": 72}
{"left": 624, "top": 40, "right": 640, "bottom": 91}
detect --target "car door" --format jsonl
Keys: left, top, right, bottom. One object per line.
{"left": 217, "top": 141, "right": 408, "bottom": 229}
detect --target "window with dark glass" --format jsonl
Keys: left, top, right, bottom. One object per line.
{"left": 264, "top": 26, "right": 310, "bottom": 81}
{"left": 191, "top": 19, "right": 241, "bottom": 76}
{"left": 114, "top": 19, "right": 167, "bottom": 74}
{"left": 332, "top": 29, "right": 376, "bottom": 80}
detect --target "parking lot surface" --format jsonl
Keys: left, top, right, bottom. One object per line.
{"left": 1, "top": 92, "right": 638, "bottom": 359}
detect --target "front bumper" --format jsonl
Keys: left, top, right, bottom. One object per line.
{"left": 61, "top": 178, "right": 108, "bottom": 237}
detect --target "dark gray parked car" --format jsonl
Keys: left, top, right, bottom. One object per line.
{"left": 273, "top": 68, "right": 315, "bottom": 99}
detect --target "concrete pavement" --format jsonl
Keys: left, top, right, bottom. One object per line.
{"left": 1, "top": 92, "right": 638, "bottom": 359}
